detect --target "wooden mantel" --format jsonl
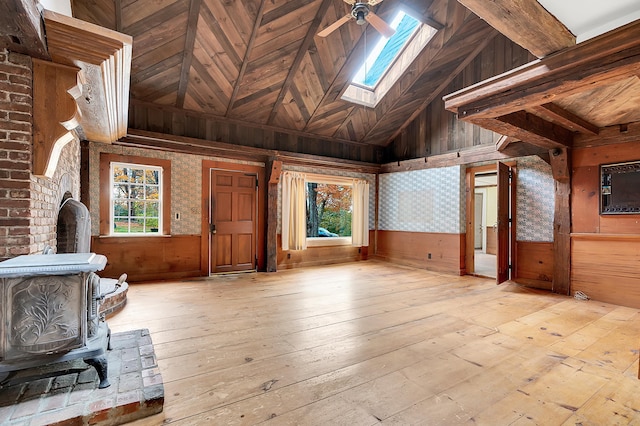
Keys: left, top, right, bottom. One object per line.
{"left": 32, "top": 10, "right": 132, "bottom": 177}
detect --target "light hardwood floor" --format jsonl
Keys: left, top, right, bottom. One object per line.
{"left": 107, "top": 260, "right": 640, "bottom": 425}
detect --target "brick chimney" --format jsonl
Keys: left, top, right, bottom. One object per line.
{"left": 0, "top": 48, "right": 81, "bottom": 261}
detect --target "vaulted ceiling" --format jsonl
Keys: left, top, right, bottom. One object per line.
{"left": 4, "top": 0, "right": 636, "bottom": 158}
{"left": 69, "top": 0, "right": 500, "bottom": 148}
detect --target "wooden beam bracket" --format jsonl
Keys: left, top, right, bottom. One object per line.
{"left": 32, "top": 59, "right": 82, "bottom": 178}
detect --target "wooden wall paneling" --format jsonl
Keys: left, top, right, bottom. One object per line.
{"left": 375, "top": 231, "right": 465, "bottom": 275}
{"left": 127, "top": 101, "right": 383, "bottom": 163}
{"left": 571, "top": 165, "right": 600, "bottom": 233}
{"left": 572, "top": 141, "right": 640, "bottom": 234}
{"left": 276, "top": 236, "right": 365, "bottom": 269}
{"left": 572, "top": 234, "right": 640, "bottom": 308}
{"left": 514, "top": 241, "right": 553, "bottom": 289}
{"left": 92, "top": 235, "right": 201, "bottom": 282}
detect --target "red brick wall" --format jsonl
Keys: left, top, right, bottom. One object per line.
{"left": 0, "top": 48, "right": 81, "bottom": 261}
{"left": 0, "top": 49, "right": 32, "bottom": 261}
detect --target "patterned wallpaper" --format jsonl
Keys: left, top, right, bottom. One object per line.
{"left": 277, "top": 165, "right": 377, "bottom": 233}
{"left": 378, "top": 166, "right": 465, "bottom": 234}
{"left": 516, "top": 156, "right": 554, "bottom": 242}
{"left": 88, "top": 142, "right": 263, "bottom": 236}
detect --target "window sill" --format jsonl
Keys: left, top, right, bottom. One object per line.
{"left": 98, "top": 234, "right": 172, "bottom": 238}
{"left": 306, "top": 237, "right": 352, "bottom": 247}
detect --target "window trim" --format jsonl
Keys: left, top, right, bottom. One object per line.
{"left": 99, "top": 153, "right": 171, "bottom": 236}
{"left": 305, "top": 174, "right": 354, "bottom": 247}
{"left": 110, "top": 161, "right": 163, "bottom": 236}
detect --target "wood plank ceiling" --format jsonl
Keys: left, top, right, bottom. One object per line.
{"left": 70, "top": 0, "right": 497, "bottom": 148}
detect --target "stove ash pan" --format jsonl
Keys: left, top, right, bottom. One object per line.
{"left": 0, "top": 253, "right": 115, "bottom": 388}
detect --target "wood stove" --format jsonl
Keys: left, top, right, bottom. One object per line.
{"left": 0, "top": 253, "right": 112, "bottom": 388}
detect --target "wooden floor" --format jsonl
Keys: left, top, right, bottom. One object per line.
{"left": 108, "top": 260, "right": 640, "bottom": 425}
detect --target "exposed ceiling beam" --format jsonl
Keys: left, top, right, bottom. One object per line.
{"left": 267, "top": 0, "right": 334, "bottom": 125}
{"left": 444, "top": 20, "right": 640, "bottom": 122}
{"left": 529, "top": 103, "right": 599, "bottom": 135}
{"left": 471, "top": 112, "right": 573, "bottom": 150}
{"left": 121, "top": 129, "right": 381, "bottom": 173}
{"left": 225, "top": 0, "right": 268, "bottom": 116}
{"left": 175, "top": 0, "right": 203, "bottom": 108}
{"left": 495, "top": 135, "right": 517, "bottom": 152}
{"left": 573, "top": 121, "right": 640, "bottom": 148}
{"left": 380, "top": 142, "right": 548, "bottom": 173}
{"left": 0, "top": 0, "right": 48, "bottom": 59}
{"left": 455, "top": 0, "right": 575, "bottom": 58}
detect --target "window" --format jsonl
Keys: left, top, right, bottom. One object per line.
{"left": 99, "top": 153, "right": 171, "bottom": 236}
{"left": 281, "top": 171, "right": 369, "bottom": 250}
{"left": 342, "top": 10, "right": 438, "bottom": 108}
{"left": 111, "top": 162, "right": 162, "bottom": 234}
{"left": 306, "top": 182, "right": 353, "bottom": 240}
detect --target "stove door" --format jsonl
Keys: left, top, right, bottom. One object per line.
{"left": 5, "top": 274, "right": 85, "bottom": 360}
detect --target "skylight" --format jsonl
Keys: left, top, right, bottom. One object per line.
{"left": 353, "top": 11, "right": 421, "bottom": 89}
{"left": 341, "top": 11, "right": 438, "bottom": 108}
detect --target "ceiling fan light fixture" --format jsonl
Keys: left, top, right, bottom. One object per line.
{"left": 352, "top": 3, "right": 369, "bottom": 25}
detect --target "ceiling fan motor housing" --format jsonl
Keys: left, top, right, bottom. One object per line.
{"left": 351, "top": 3, "right": 370, "bottom": 25}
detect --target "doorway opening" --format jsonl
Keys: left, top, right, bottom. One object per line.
{"left": 474, "top": 172, "right": 497, "bottom": 278}
{"left": 468, "top": 166, "right": 497, "bottom": 278}
{"left": 465, "top": 162, "right": 516, "bottom": 283}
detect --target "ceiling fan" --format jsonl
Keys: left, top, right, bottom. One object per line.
{"left": 317, "top": 0, "right": 395, "bottom": 38}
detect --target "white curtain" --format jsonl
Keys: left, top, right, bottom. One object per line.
{"left": 281, "top": 172, "right": 307, "bottom": 251}
{"left": 352, "top": 179, "right": 370, "bottom": 247}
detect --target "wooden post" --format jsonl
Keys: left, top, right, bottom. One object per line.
{"left": 550, "top": 148, "right": 571, "bottom": 295}
{"left": 265, "top": 159, "right": 281, "bottom": 272}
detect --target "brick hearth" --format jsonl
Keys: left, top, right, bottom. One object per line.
{"left": 0, "top": 329, "right": 163, "bottom": 425}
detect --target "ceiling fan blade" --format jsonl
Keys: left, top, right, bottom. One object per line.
{"left": 366, "top": 0, "right": 384, "bottom": 5}
{"left": 317, "top": 14, "right": 352, "bottom": 37}
{"left": 342, "top": 0, "right": 357, "bottom": 4}
{"left": 365, "top": 12, "right": 395, "bottom": 38}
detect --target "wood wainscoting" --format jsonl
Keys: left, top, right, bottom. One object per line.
{"left": 375, "top": 231, "right": 465, "bottom": 275}
{"left": 277, "top": 235, "right": 367, "bottom": 270}
{"left": 92, "top": 235, "right": 201, "bottom": 282}
{"left": 572, "top": 233, "right": 640, "bottom": 309}
{"left": 514, "top": 241, "right": 553, "bottom": 289}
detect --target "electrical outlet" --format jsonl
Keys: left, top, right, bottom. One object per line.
{"left": 175, "top": 212, "right": 180, "bottom": 220}
{"left": 428, "top": 253, "right": 432, "bottom": 259}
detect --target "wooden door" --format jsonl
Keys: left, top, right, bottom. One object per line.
{"left": 496, "top": 162, "right": 510, "bottom": 284}
{"left": 209, "top": 170, "right": 257, "bottom": 274}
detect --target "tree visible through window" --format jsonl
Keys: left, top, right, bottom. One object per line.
{"left": 306, "top": 182, "right": 352, "bottom": 238}
{"left": 111, "top": 162, "right": 162, "bottom": 234}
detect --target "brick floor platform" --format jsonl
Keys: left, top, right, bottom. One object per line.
{"left": 0, "top": 329, "right": 163, "bottom": 426}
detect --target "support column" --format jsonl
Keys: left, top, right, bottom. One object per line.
{"left": 550, "top": 148, "right": 571, "bottom": 295}
{"left": 266, "top": 159, "right": 282, "bottom": 272}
